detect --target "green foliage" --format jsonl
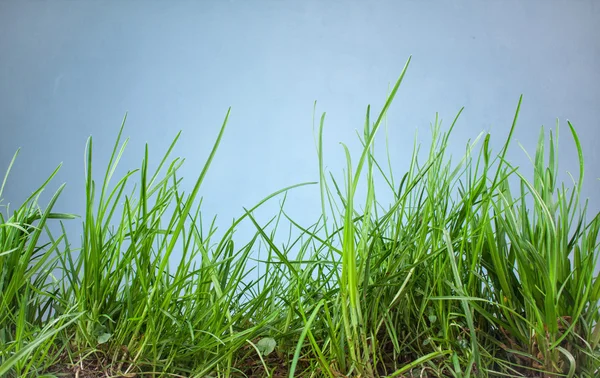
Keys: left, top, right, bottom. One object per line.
{"left": 0, "top": 58, "right": 598, "bottom": 377}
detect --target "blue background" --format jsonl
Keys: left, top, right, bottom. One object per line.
{"left": 1, "top": 1, "right": 598, "bottom": 271}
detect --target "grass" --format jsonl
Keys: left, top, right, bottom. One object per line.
{"left": 1, "top": 57, "right": 599, "bottom": 377}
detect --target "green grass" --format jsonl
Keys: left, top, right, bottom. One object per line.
{"left": 1, "top": 57, "right": 599, "bottom": 377}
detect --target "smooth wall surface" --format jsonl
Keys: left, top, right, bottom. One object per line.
{"left": 1, "top": 1, "right": 599, "bottom": 268}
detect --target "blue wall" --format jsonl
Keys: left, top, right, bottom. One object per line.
{"left": 1, "top": 1, "right": 598, "bottom": 269}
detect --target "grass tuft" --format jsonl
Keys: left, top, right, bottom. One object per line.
{"left": 1, "top": 58, "right": 598, "bottom": 377}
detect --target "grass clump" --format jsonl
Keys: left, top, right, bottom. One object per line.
{"left": 0, "top": 57, "right": 599, "bottom": 377}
